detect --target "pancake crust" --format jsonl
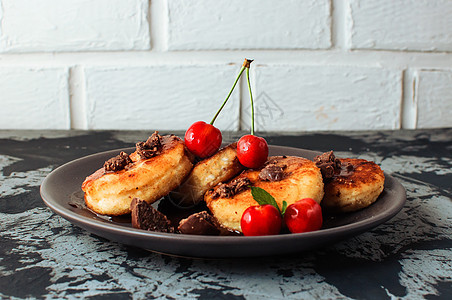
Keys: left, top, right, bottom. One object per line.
{"left": 82, "top": 135, "right": 194, "bottom": 216}
{"left": 170, "top": 143, "right": 244, "bottom": 206}
{"left": 321, "top": 158, "right": 385, "bottom": 213}
{"left": 204, "top": 156, "right": 324, "bottom": 232}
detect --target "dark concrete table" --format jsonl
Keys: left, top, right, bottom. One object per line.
{"left": 1, "top": 129, "right": 451, "bottom": 299}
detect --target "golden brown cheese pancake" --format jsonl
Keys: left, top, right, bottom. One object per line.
{"left": 170, "top": 143, "right": 244, "bottom": 206}
{"left": 321, "top": 158, "right": 385, "bottom": 213}
{"left": 82, "top": 135, "right": 193, "bottom": 216}
{"left": 204, "top": 156, "right": 324, "bottom": 232}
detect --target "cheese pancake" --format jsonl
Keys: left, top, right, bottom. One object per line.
{"left": 82, "top": 134, "right": 194, "bottom": 216}
{"left": 204, "top": 156, "right": 324, "bottom": 232}
{"left": 321, "top": 158, "right": 385, "bottom": 213}
{"left": 170, "top": 143, "right": 244, "bottom": 206}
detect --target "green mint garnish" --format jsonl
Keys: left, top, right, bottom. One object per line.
{"left": 250, "top": 186, "right": 287, "bottom": 216}
{"left": 281, "top": 201, "right": 288, "bottom": 215}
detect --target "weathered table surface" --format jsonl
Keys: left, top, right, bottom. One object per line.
{"left": 1, "top": 129, "right": 451, "bottom": 299}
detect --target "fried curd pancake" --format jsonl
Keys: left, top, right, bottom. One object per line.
{"left": 321, "top": 158, "right": 385, "bottom": 213}
{"left": 82, "top": 133, "right": 194, "bottom": 216}
{"left": 204, "top": 156, "right": 324, "bottom": 232}
{"left": 170, "top": 142, "right": 244, "bottom": 206}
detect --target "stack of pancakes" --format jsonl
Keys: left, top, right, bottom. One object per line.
{"left": 82, "top": 133, "right": 385, "bottom": 233}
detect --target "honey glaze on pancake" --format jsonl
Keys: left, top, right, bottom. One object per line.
{"left": 329, "top": 158, "right": 382, "bottom": 187}
{"left": 82, "top": 134, "right": 194, "bottom": 216}
{"left": 205, "top": 156, "right": 325, "bottom": 232}
{"left": 129, "top": 135, "right": 186, "bottom": 163}
{"left": 82, "top": 135, "right": 184, "bottom": 186}
{"left": 169, "top": 142, "right": 244, "bottom": 206}
{"left": 322, "top": 158, "right": 385, "bottom": 213}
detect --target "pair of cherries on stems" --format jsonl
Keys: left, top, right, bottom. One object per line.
{"left": 184, "top": 59, "right": 268, "bottom": 169}
{"left": 184, "top": 59, "right": 322, "bottom": 236}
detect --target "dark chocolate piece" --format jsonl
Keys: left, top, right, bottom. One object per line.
{"left": 104, "top": 151, "right": 132, "bottom": 172}
{"left": 211, "top": 177, "right": 251, "bottom": 199}
{"left": 259, "top": 163, "right": 286, "bottom": 181}
{"left": 130, "top": 198, "right": 174, "bottom": 233}
{"left": 136, "top": 131, "right": 163, "bottom": 159}
{"left": 178, "top": 211, "right": 220, "bottom": 235}
{"left": 314, "top": 150, "right": 341, "bottom": 179}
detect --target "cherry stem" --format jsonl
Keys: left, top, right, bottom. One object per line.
{"left": 246, "top": 63, "right": 255, "bottom": 135}
{"left": 210, "top": 63, "right": 246, "bottom": 125}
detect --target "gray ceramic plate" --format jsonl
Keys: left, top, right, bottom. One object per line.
{"left": 40, "top": 146, "right": 406, "bottom": 258}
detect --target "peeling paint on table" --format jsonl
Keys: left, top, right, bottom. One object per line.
{"left": 1, "top": 129, "right": 451, "bottom": 299}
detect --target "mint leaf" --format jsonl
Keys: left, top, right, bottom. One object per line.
{"left": 250, "top": 186, "right": 281, "bottom": 214}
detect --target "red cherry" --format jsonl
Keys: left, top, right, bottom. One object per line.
{"left": 240, "top": 204, "right": 282, "bottom": 236}
{"left": 284, "top": 198, "right": 323, "bottom": 234}
{"left": 237, "top": 135, "right": 268, "bottom": 169}
{"left": 184, "top": 121, "right": 222, "bottom": 158}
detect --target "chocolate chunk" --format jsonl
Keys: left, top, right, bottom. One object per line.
{"left": 314, "top": 150, "right": 341, "bottom": 179}
{"left": 136, "top": 131, "right": 162, "bottom": 159}
{"left": 178, "top": 211, "right": 220, "bottom": 235}
{"left": 211, "top": 177, "right": 251, "bottom": 199}
{"left": 104, "top": 151, "right": 132, "bottom": 172}
{"left": 259, "top": 164, "right": 286, "bottom": 181}
{"left": 130, "top": 198, "right": 174, "bottom": 233}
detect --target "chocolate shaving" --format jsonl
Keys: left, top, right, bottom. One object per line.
{"left": 130, "top": 198, "right": 174, "bottom": 233}
{"left": 314, "top": 150, "right": 341, "bottom": 179}
{"left": 337, "top": 161, "right": 355, "bottom": 177}
{"left": 345, "top": 162, "right": 354, "bottom": 171}
{"left": 259, "top": 163, "right": 287, "bottom": 182}
{"left": 104, "top": 151, "right": 132, "bottom": 172}
{"left": 211, "top": 177, "right": 251, "bottom": 199}
{"left": 178, "top": 211, "right": 220, "bottom": 235}
{"left": 136, "top": 131, "right": 162, "bottom": 159}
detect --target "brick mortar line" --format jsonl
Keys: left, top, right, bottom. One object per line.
{"left": 0, "top": 51, "right": 450, "bottom": 68}
{"left": 69, "top": 66, "right": 87, "bottom": 130}
{"left": 331, "top": 0, "right": 348, "bottom": 50}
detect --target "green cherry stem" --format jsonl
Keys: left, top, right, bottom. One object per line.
{"left": 210, "top": 60, "right": 249, "bottom": 125}
{"left": 246, "top": 63, "right": 255, "bottom": 135}
{"left": 209, "top": 67, "right": 244, "bottom": 125}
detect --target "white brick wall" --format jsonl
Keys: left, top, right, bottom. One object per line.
{"left": 84, "top": 64, "right": 240, "bottom": 130}
{"left": 0, "top": 67, "right": 70, "bottom": 129}
{"left": 0, "top": 0, "right": 150, "bottom": 52}
{"left": 167, "top": 0, "right": 331, "bottom": 50}
{"left": 349, "top": 0, "right": 452, "bottom": 52}
{"left": 416, "top": 70, "right": 452, "bottom": 129}
{"left": 244, "top": 65, "right": 402, "bottom": 131}
{"left": 0, "top": 0, "right": 451, "bottom": 131}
